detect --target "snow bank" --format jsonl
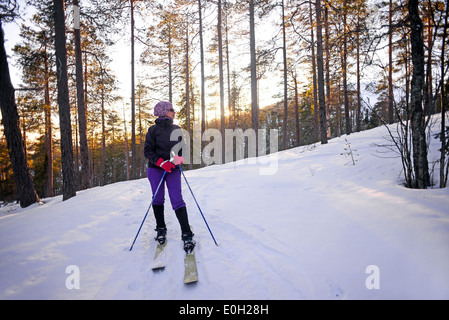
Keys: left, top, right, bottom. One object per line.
{"left": 1, "top": 117, "right": 448, "bottom": 300}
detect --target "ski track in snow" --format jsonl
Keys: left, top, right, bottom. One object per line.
{"left": 1, "top": 116, "right": 449, "bottom": 299}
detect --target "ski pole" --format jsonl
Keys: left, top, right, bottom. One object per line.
{"left": 129, "top": 171, "right": 167, "bottom": 251}
{"left": 179, "top": 165, "right": 219, "bottom": 246}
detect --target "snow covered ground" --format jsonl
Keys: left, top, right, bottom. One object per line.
{"left": 1, "top": 117, "right": 448, "bottom": 300}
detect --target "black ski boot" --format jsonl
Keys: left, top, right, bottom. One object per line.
{"left": 182, "top": 232, "right": 195, "bottom": 253}
{"left": 155, "top": 227, "right": 167, "bottom": 245}
{"left": 175, "top": 207, "right": 195, "bottom": 253}
{"left": 153, "top": 205, "right": 166, "bottom": 245}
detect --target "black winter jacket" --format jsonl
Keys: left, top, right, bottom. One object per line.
{"left": 144, "top": 117, "right": 184, "bottom": 169}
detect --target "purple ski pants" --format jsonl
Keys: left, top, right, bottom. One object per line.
{"left": 147, "top": 167, "right": 186, "bottom": 211}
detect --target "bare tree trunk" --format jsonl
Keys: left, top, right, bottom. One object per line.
{"left": 53, "top": 0, "right": 76, "bottom": 200}
{"left": 388, "top": 0, "right": 394, "bottom": 124}
{"left": 185, "top": 21, "right": 193, "bottom": 170}
{"left": 224, "top": 1, "right": 233, "bottom": 127}
{"left": 138, "top": 94, "right": 143, "bottom": 178}
{"left": 325, "top": 5, "right": 331, "bottom": 138}
{"left": 309, "top": 0, "right": 318, "bottom": 142}
{"left": 315, "top": 0, "right": 327, "bottom": 144}
{"left": 123, "top": 105, "right": 129, "bottom": 180}
{"left": 43, "top": 43, "right": 53, "bottom": 198}
{"left": 218, "top": 0, "right": 225, "bottom": 163}
{"left": 130, "top": 0, "right": 136, "bottom": 179}
{"left": 112, "top": 124, "right": 116, "bottom": 183}
{"left": 198, "top": 0, "right": 206, "bottom": 162}
{"left": 343, "top": 0, "right": 351, "bottom": 135}
{"left": 101, "top": 82, "right": 106, "bottom": 185}
{"left": 282, "top": 0, "right": 288, "bottom": 149}
{"left": 249, "top": 0, "right": 259, "bottom": 141}
{"left": 440, "top": 0, "right": 448, "bottom": 188}
{"left": 356, "top": 14, "right": 362, "bottom": 132}
{"left": 292, "top": 71, "right": 301, "bottom": 147}
{"left": 409, "top": 0, "right": 430, "bottom": 189}
{"left": 425, "top": 2, "right": 434, "bottom": 116}
{"left": 168, "top": 28, "right": 173, "bottom": 103}
{"left": 73, "top": 0, "right": 90, "bottom": 189}
{"left": 0, "top": 20, "right": 40, "bottom": 207}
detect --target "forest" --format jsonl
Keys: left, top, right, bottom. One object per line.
{"left": 0, "top": 0, "right": 448, "bottom": 207}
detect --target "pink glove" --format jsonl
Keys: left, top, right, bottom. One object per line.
{"left": 156, "top": 158, "right": 175, "bottom": 172}
{"left": 172, "top": 155, "right": 184, "bottom": 166}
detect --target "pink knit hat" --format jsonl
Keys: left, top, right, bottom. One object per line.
{"left": 153, "top": 101, "right": 173, "bottom": 117}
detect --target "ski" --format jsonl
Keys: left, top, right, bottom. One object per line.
{"left": 184, "top": 250, "right": 198, "bottom": 284}
{"left": 151, "top": 242, "right": 167, "bottom": 270}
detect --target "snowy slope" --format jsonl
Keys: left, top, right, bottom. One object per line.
{"left": 1, "top": 117, "right": 449, "bottom": 300}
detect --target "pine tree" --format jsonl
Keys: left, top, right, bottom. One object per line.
{"left": 409, "top": 0, "right": 430, "bottom": 189}
{"left": 315, "top": 0, "right": 327, "bottom": 144}
{"left": 73, "top": 0, "right": 90, "bottom": 189}
{"left": 249, "top": 0, "right": 259, "bottom": 139}
{"left": 0, "top": 6, "right": 40, "bottom": 207}
{"left": 53, "top": 0, "right": 76, "bottom": 200}
{"left": 13, "top": 10, "right": 55, "bottom": 198}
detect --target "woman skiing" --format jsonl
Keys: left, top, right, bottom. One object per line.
{"left": 144, "top": 101, "right": 195, "bottom": 253}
